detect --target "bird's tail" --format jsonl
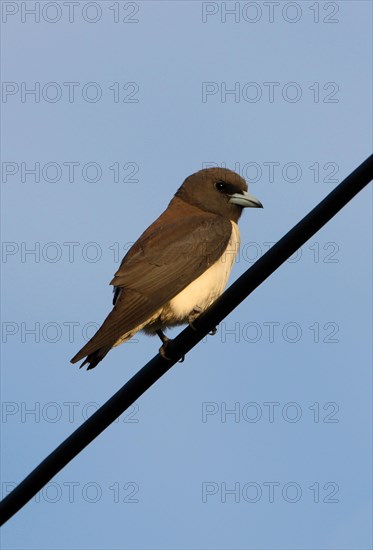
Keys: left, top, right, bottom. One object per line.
{"left": 70, "top": 288, "right": 145, "bottom": 370}
{"left": 70, "top": 329, "right": 134, "bottom": 370}
{"left": 73, "top": 345, "right": 113, "bottom": 370}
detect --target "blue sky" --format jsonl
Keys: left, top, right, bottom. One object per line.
{"left": 1, "top": 1, "right": 372, "bottom": 549}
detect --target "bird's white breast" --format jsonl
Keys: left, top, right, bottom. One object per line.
{"left": 167, "top": 221, "right": 240, "bottom": 320}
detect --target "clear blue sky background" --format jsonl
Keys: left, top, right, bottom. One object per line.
{"left": 1, "top": 1, "right": 372, "bottom": 549}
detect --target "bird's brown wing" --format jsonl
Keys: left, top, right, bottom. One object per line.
{"left": 71, "top": 198, "right": 232, "bottom": 363}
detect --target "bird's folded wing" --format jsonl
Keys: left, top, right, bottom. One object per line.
{"left": 71, "top": 202, "right": 232, "bottom": 361}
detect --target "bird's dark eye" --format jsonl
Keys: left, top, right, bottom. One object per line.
{"left": 215, "top": 180, "right": 226, "bottom": 192}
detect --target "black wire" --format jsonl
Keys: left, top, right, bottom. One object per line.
{"left": 1, "top": 154, "right": 372, "bottom": 526}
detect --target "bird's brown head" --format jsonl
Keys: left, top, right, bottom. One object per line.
{"left": 175, "top": 167, "right": 263, "bottom": 222}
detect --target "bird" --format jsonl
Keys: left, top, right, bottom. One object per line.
{"left": 71, "top": 167, "right": 263, "bottom": 370}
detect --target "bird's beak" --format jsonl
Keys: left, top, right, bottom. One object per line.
{"left": 229, "top": 190, "right": 263, "bottom": 208}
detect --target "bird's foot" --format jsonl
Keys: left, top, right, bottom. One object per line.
{"left": 188, "top": 308, "right": 218, "bottom": 336}
{"left": 157, "top": 330, "right": 184, "bottom": 363}
{"left": 156, "top": 329, "right": 169, "bottom": 345}
{"left": 188, "top": 307, "right": 203, "bottom": 331}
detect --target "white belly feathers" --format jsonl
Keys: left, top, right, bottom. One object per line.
{"left": 166, "top": 221, "right": 240, "bottom": 320}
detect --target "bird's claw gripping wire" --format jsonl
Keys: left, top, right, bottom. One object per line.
{"left": 157, "top": 330, "right": 184, "bottom": 363}
{"left": 188, "top": 308, "right": 218, "bottom": 336}
{"left": 188, "top": 307, "right": 203, "bottom": 331}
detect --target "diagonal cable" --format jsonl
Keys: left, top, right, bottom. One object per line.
{"left": 1, "top": 154, "right": 372, "bottom": 526}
